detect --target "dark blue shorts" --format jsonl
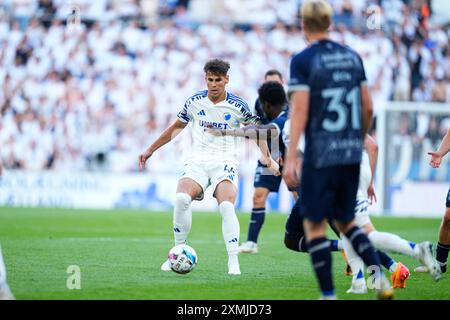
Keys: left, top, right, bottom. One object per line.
{"left": 299, "top": 164, "right": 360, "bottom": 223}
{"left": 285, "top": 197, "right": 304, "bottom": 240}
{"left": 446, "top": 188, "right": 450, "bottom": 208}
{"left": 253, "top": 161, "right": 282, "bottom": 192}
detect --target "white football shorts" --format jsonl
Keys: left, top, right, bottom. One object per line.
{"left": 354, "top": 198, "right": 371, "bottom": 227}
{"left": 180, "top": 161, "right": 239, "bottom": 200}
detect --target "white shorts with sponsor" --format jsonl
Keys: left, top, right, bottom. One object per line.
{"left": 354, "top": 198, "right": 371, "bottom": 227}
{"left": 180, "top": 161, "right": 239, "bottom": 200}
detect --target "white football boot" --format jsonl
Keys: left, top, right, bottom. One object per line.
{"left": 417, "top": 242, "right": 442, "bottom": 281}
{"left": 161, "top": 259, "right": 171, "bottom": 272}
{"left": 238, "top": 241, "right": 258, "bottom": 254}
{"left": 346, "top": 279, "right": 368, "bottom": 294}
{"left": 228, "top": 255, "right": 241, "bottom": 275}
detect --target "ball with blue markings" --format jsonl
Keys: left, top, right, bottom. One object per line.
{"left": 168, "top": 244, "right": 198, "bottom": 274}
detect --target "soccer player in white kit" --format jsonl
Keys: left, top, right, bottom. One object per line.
{"left": 342, "top": 135, "right": 442, "bottom": 293}
{"left": 139, "top": 59, "right": 279, "bottom": 275}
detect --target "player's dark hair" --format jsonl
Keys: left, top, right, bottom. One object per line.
{"left": 204, "top": 59, "right": 230, "bottom": 76}
{"left": 258, "top": 81, "right": 286, "bottom": 108}
{"left": 264, "top": 69, "right": 283, "bottom": 81}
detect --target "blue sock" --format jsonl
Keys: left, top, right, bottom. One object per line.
{"left": 375, "top": 249, "right": 395, "bottom": 271}
{"left": 247, "top": 207, "right": 265, "bottom": 243}
{"left": 436, "top": 242, "right": 449, "bottom": 273}
{"left": 308, "top": 237, "right": 334, "bottom": 296}
{"left": 345, "top": 226, "right": 381, "bottom": 273}
{"left": 330, "top": 240, "right": 340, "bottom": 252}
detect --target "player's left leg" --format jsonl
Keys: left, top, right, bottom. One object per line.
{"left": 333, "top": 165, "right": 393, "bottom": 299}
{"left": 239, "top": 187, "right": 270, "bottom": 254}
{"left": 0, "top": 245, "right": 14, "bottom": 300}
{"left": 214, "top": 180, "right": 241, "bottom": 275}
{"left": 284, "top": 197, "right": 342, "bottom": 253}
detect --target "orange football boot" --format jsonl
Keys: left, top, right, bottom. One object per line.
{"left": 391, "top": 262, "right": 410, "bottom": 289}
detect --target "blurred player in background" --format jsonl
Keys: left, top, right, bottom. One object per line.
{"left": 139, "top": 59, "right": 279, "bottom": 275}
{"left": 343, "top": 135, "right": 441, "bottom": 294}
{"left": 283, "top": 0, "right": 392, "bottom": 299}
{"left": 0, "top": 161, "right": 15, "bottom": 300}
{"left": 416, "top": 128, "right": 450, "bottom": 274}
{"left": 253, "top": 70, "right": 286, "bottom": 125}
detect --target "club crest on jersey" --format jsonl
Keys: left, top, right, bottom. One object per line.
{"left": 223, "top": 112, "right": 232, "bottom": 121}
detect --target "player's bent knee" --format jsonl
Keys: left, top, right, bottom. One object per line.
{"left": 174, "top": 193, "right": 192, "bottom": 210}
{"left": 284, "top": 236, "right": 299, "bottom": 252}
{"left": 284, "top": 235, "right": 307, "bottom": 252}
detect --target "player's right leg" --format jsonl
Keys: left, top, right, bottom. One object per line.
{"left": 161, "top": 170, "right": 206, "bottom": 272}
{"left": 361, "top": 221, "right": 442, "bottom": 282}
{"left": 436, "top": 206, "right": 450, "bottom": 273}
{"left": 0, "top": 245, "right": 14, "bottom": 300}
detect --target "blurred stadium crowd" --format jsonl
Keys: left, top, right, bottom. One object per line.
{"left": 0, "top": 0, "right": 449, "bottom": 174}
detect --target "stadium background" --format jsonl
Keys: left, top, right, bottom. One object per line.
{"left": 0, "top": 0, "right": 449, "bottom": 217}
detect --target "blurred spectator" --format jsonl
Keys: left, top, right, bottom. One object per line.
{"left": 0, "top": 0, "right": 448, "bottom": 174}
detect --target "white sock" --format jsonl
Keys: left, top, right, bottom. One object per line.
{"left": 389, "top": 262, "right": 398, "bottom": 273}
{"left": 173, "top": 193, "right": 192, "bottom": 245}
{"left": 341, "top": 234, "right": 365, "bottom": 282}
{"left": 219, "top": 201, "right": 240, "bottom": 261}
{"left": 368, "top": 230, "right": 419, "bottom": 258}
{"left": 0, "top": 245, "right": 7, "bottom": 287}
{"left": 337, "top": 239, "right": 344, "bottom": 251}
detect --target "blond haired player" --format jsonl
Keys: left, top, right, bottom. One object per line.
{"left": 283, "top": 0, "right": 392, "bottom": 299}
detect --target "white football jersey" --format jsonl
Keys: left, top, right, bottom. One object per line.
{"left": 282, "top": 119, "right": 305, "bottom": 153}
{"left": 177, "top": 90, "right": 259, "bottom": 164}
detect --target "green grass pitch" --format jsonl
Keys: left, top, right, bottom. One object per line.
{"left": 0, "top": 207, "right": 448, "bottom": 300}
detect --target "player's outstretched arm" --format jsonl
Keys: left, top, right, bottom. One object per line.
{"left": 361, "top": 83, "right": 374, "bottom": 138}
{"left": 257, "top": 139, "right": 281, "bottom": 176}
{"left": 206, "top": 123, "right": 278, "bottom": 139}
{"left": 138, "top": 119, "right": 187, "bottom": 170}
{"left": 428, "top": 128, "right": 450, "bottom": 168}
{"left": 206, "top": 124, "right": 281, "bottom": 176}
{"left": 364, "top": 134, "right": 378, "bottom": 203}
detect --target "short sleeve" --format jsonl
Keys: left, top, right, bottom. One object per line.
{"left": 357, "top": 54, "right": 367, "bottom": 85}
{"left": 177, "top": 98, "right": 193, "bottom": 123}
{"left": 271, "top": 114, "right": 287, "bottom": 137}
{"left": 238, "top": 99, "right": 260, "bottom": 124}
{"left": 288, "top": 54, "right": 310, "bottom": 93}
{"left": 282, "top": 119, "right": 305, "bottom": 153}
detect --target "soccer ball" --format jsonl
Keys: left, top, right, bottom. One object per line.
{"left": 168, "top": 244, "right": 198, "bottom": 274}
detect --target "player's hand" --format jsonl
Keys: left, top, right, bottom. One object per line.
{"left": 367, "top": 183, "right": 377, "bottom": 205}
{"left": 138, "top": 149, "right": 153, "bottom": 170}
{"left": 428, "top": 151, "right": 443, "bottom": 168}
{"left": 261, "top": 156, "right": 281, "bottom": 176}
{"left": 283, "top": 158, "right": 300, "bottom": 189}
